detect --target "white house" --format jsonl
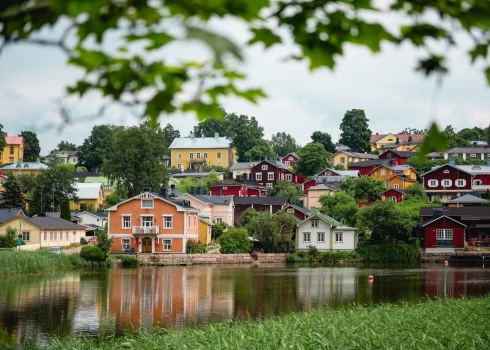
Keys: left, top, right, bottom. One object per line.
{"left": 73, "top": 211, "right": 108, "bottom": 228}
{"left": 295, "top": 209, "right": 358, "bottom": 251}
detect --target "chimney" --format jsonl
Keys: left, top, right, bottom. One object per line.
{"left": 473, "top": 141, "right": 477, "bottom": 147}
{"left": 196, "top": 187, "right": 202, "bottom": 195}
{"left": 190, "top": 131, "right": 194, "bottom": 139}
{"left": 215, "top": 132, "right": 219, "bottom": 139}
{"left": 160, "top": 187, "right": 167, "bottom": 197}
{"left": 190, "top": 186, "right": 196, "bottom": 195}
{"left": 408, "top": 136, "right": 412, "bottom": 142}
{"left": 143, "top": 186, "right": 152, "bottom": 193}
{"left": 170, "top": 184, "right": 175, "bottom": 189}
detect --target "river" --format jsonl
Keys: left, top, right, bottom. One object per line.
{"left": 1, "top": 263, "right": 489, "bottom": 345}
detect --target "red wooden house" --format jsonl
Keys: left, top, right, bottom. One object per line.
{"left": 251, "top": 159, "right": 297, "bottom": 189}
{"left": 453, "top": 164, "right": 490, "bottom": 194}
{"left": 378, "top": 150, "right": 418, "bottom": 165}
{"left": 233, "top": 196, "right": 291, "bottom": 224}
{"left": 379, "top": 188, "right": 404, "bottom": 203}
{"left": 281, "top": 153, "right": 299, "bottom": 167}
{"left": 422, "top": 215, "right": 466, "bottom": 253}
{"left": 348, "top": 159, "right": 391, "bottom": 175}
{"left": 421, "top": 164, "right": 474, "bottom": 202}
{"left": 209, "top": 179, "right": 267, "bottom": 197}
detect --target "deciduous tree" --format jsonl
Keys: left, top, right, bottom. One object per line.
{"left": 60, "top": 199, "right": 71, "bottom": 221}
{"left": 57, "top": 141, "right": 77, "bottom": 151}
{"left": 20, "top": 131, "right": 41, "bottom": 162}
{"left": 319, "top": 191, "right": 359, "bottom": 227}
{"left": 339, "top": 109, "right": 372, "bottom": 153}
{"left": 267, "top": 181, "right": 303, "bottom": 204}
{"left": 163, "top": 124, "right": 181, "bottom": 153}
{"left": 340, "top": 176, "right": 385, "bottom": 202}
{"left": 295, "top": 143, "right": 330, "bottom": 177}
{"left": 403, "top": 183, "right": 427, "bottom": 202}
{"left": 243, "top": 139, "right": 276, "bottom": 161}
{"left": 77, "top": 125, "right": 123, "bottom": 171}
{"left": 310, "top": 131, "right": 336, "bottom": 153}
{"left": 0, "top": 124, "right": 6, "bottom": 160}
{"left": 218, "top": 227, "right": 252, "bottom": 254}
{"left": 270, "top": 132, "right": 299, "bottom": 156}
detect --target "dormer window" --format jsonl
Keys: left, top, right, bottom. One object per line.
{"left": 16, "top": 164, "right": 21, "bottom": 168}
{"left": 443, "top": 170, "right": 449, "bottom": 174}
{"left": 262, "top": 165, "right": 268, "bottom": 170}
{"left": 24, "top": 164, "right": 29, "bottom": 168}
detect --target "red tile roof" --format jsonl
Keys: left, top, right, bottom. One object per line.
{"left": 5, "top": 134, "right": 23, "bottom": 145}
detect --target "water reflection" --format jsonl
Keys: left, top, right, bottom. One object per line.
{"left": 0, "top": 264, "right": 489, "bottom": 345}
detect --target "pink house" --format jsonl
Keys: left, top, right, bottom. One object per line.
{"left": 178, "top": 193, "right": 235, "bottom": 226}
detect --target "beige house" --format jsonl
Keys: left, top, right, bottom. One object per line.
{"left": 230, "top": 162, "right": 257, "bottom": 179}
{"left": 300, "top": 184, "right": 335, "bottom": 209}
{"left": 180, "top": 193, "right": 234, "bottom": 226}
{"left": 370, "top": 133, "right": 425, "bottom": 153}
{"left": 0, "top": 216, "right": 86, "bottom": 250}
{"left": 331, "top": 151, "right": 378, "bottom": 167}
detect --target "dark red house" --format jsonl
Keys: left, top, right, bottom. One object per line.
{"left": 281, "top": 153, "right": 299, "bottom": 167}
{"left": 452, "top": 164, "right": 490, "bottom": 194}
{"left": 421, "top": 164, "right": 474, "bottom": 202}
{"left": 251, "top": 159, "right": 297, "bottom": 189}
{"left": 378, "top": 150, "right": 418, "bottom": 165}
{"left": 209, "top": 179, "right": 267, "bottom": 197}
{"left": 348, "top": 159, "right": 391, "bottom": 175}
{"left": 276, "top": 204, "right": 311, "bottom": 221}
{"left": 422, "top": 215, "right": 466, "bottom": 252}
{"left": 233, "top": 196, "right": 290, "bottom": 225}
{"left": 379, "top": 189, "right": 404, "bottom": 203}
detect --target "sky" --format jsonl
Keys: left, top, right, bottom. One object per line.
{"left": 1, "top": 9, "right": 489, "bottom": 155}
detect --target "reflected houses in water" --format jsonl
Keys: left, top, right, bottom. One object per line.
{"left": 425, "top": 267, "right": 490, "bottom": 298}
{"left": 107, "top": 267, "right": 234, "bottom": 331}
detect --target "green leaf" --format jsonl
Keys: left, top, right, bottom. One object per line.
{"left": 469, "top": 44, "right": 489, "bottom": 63}
{"left": 417, "top": 123, "right": 449, "bottom": 162}
{"left": 415, "top": 55, "right": 448, "bottom": 76}
{"left": 229, "top": 87, "right": 267, "bottom": 104}
{"left": 400, "top": 24, "right": 448, "bottom": 46}
{"left": 486, "top": 67, "right": 490, "bottom": 86}
{"left": 248, "top": 28, "right": 282, "bottom": 48}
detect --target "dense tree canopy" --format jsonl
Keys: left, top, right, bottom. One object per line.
{"left": 57, "top": 141, "right": 77, "bottom": 151}
{"left": 339, "top": 109, "right": 372, "bottom": 153}
{"left": 319, "top": 191, "right": 359, "bottom": 227}
{"left": 403, "top": 183, "right": 427, "bottom": 202}
{"left": 77, "top": 125, "right": 123, "bottom": 171}
{"left": 295, "top": 143, "right": 330, "bottom": 177}
{"left": 310, "top": 131, "right": 336, "bottom": 153}
{"left": 20, "top": 131, "right": 41, "bottom": 162}
{"left": 0, "top": 176, "right": 24, "bottom": 209}
{"left": 243, "top": 139, "right": 276, "bottom": 162}
{"left": 163, "top": 124, "right": 181, "bottom": 153}
{"left": 270, "top": 132, "right": 299, "bottom": 156}
{"left": 267, "top": 181, "right": 303, "bottom": 204}
{"left": 0, "top": 124, "right": 6, "bottom": 159}
{"left": 341, "top": 176, "right": 385, "bottom": 202}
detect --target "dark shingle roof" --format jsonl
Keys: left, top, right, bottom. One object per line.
{"left": 188, "top": 194, "right": 233, "bottom": 205}
{"left": 287, "top": 204, "right": 311, "bottom": 215}
{"left": 233, "top": 196, "right": 290, "bottom": 206}
{"left": 210, "top": 179, "right": 266, "bottom": 189}
{"left": 380, "top": 150, "right": 418, "bottom": 158}
{"left": 82, "top": 211, "right": 108, "bottom": 218}
{"left": 22, "top": 217, "right": 86, "bottom": 229}
{"left": 348, "top": 159, "right": 391, "bottom": 168}
{"left": 446, "top": 194, "right": 489, "bottom": 204}
{"left": 420, "top": 206, "right": 490, "bottom": 219}
{"left": 446, "top": 147, "right": 490, "bottom": 154}
{"left": 0, "top": 208, "right": 24, "bottom": 224}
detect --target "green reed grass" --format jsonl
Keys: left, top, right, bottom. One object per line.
{"left": 24, "top": 295, "right": 490, "bottom": 350}
{"left": 358, "top": 243, "right": 420, "bottom": 262}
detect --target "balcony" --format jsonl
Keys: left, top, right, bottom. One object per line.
{"left": 132, "top": 226, "right": 159, "bottom": 236}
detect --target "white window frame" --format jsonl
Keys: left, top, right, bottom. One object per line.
{"left": 443, "top": 170, "right": 450, "bottom": 174}
{"left": 473, "top": 179, "right": 482, "bottom": 185}
{"left": 285, "top": 161, "right": 290, "bottom": 166}
{"left": 216, "top": 217, "right": 223, "bottom": 224}
{"left": 456, "top": 179, "right": 466, "bottom": 187}
{"left": 217, "top": 152, "right": 221, "bottom": 159}
{"left": 163, "top": 215, "right": 173, "bottom": 229}
{"left": 470, "top": 154, "right": 476, "bottom": 158}
{"left": 268, "top": 172, "right": 274, "bottom": 180}
{"left": 394, "top": 184, "right": 399, "bottom": 189}
{"left": 436, "top": 229, "right": 453, "bottom": 240}
{"left": 141, "top": 215, "right": 154, "bottom": 227}
{"left": 340, "top": 157, "right": 345, "bottom": 164}
{"left": 428, "top": 179, "right": 438, "bottom": 187}
{"left": 442, "top": 179, "right": 452, "bottom": 187}
{"left": 163, "top": 239, "right": 172, "bottom": 251}
{"left": 317, "top": 232, "right": 325, "bottom": 243}
{"left": 380, "top": 168, "right": 386, "bottom": 176}
{"left": 177, "top": 152, "right": 182, "bottom": 159}
{"left": 311, "top": 219, "right": 319, "bottom": 228}
{"left": 141, "top": 199, "right": 154, "bottom": 208}
{"left": 256, "top": 173, "right": 262, "bottom": 181}
{"left": 122, "top": 215, "right": 132, "bottom": 229}
{"left": 197, "top": 152, "right": 201, "bottom": 159}
{"left": 122, "top": 238, "right": 130, "bottom": 250}
{"left": 266, "top": 183, "right": 273, "bottom": 189}
{"left": 303, "top": 232, "right": 310, "bottom": 243}
{"left": 22, "top": 231, "right": 30, "bottom": 241}
{"left": 335, "top": 232, "right": 343, "bottom": 243}
{"left": 189, "top": 152, "right": 194, "bottom": 159}
{"left": 451, "top": 153, "right": 458, "bottom": 157}
{"left": 262, "top": 165, "right": 268, "bottom": 170}
{"left": 204, "top": 152, "right": 208, "bottom": 159}
{"left": 286, "top": 174, "right": 292, "bottom": 181}
{"left": 177, "top": 163, "right": 182, "bottom": 170}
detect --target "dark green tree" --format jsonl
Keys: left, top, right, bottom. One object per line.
{"left": 403, "top": 183, "right": 427, "bottom": 202}
{"left": 218, "top": 227, "right": 252, "bottom": 254}
{"left": 270, "top": 132, "right": 299, "bottom": 156}
{"left": 442, "top": 125, "right": 470, "bottom": 148}
{"left": 339, "top": 109, "right": 372, "bottom": 153}
{"left": 240, "top": 207, "right": 260, "bottom": 227}
{"left": 295, "top": 143, "right": 330, "bottom": 176}
{"left": 57, "top": 141, "right": 77, "bottom": 151}
{"left": 334, "top": 164, "right": 346, "bottom": 171}
{"left": 0, "top": 226, "right": 17, "bottom": 248}
{"left": 77, "top": 125, "right": 123, "bottom": 171}
{"left": 457, "top": 128, "right": 484, "bottom": 143}
{"left": 103, "top": 123, "right": 168, "bottom": 197}
{"left": 163, "top": 123, "right": 181, "bottom": 153}
{"left": 311, "top": 131, "right": 336, "bottom": 153}
{"left": 80, "top": 245, "right": 106, "bottom": 268}
{"left": 341, "top": 176, "right": 385, "bottom": 202}
{"left": 20, "top": 131, "right": 41, "bottom": 162}
{"left": 243, "top": 139, "right": 276, "bottom": 161}
{"left": 319, "top": 191, "right": 359, "bottom": 227}
{"left": 0, "top": 176, "right": 24, "bottom": 209}
{"left": 96, "top": 223, "right": 113, "bottom": 260}
{"left": 399, "top": 128, "right": 427, "bottom": 135}
{"left": 486, "top": 125, "right": 490, "bottom": 145}
{"left": 0, "top": 124, "right": 6, "bottom": 162}
{"left": 268, "top": 181, "right": 303, "bottom": 204}
{"left": 60, "top": 199, "right": 71, "bottom": 221}
{"left": 17, "top": 174, "right": 36, "bottom": 193}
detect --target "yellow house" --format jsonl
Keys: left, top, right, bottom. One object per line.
{"left": 70, "top": 183, "right": 105, "bottom": 211}
{"left": 301, "top": 184, "right": 335, "bottom": 209}
{"left": 0, "top": 161, "right": 49, "bottom": 177}
{"left": 1, "top": 134, "right": 24, "bottom": 164}
{"left": 198, "top": 215, "right": 213, "bottom": 244}
{"left": 230, "top": 162, "right": 257, "bottom": 179}
{"left": 370, "top": 133, "right": 425, "bottom": 153}
{"left": 386, "top": 175, "right": 416, "bottom": 190}
{"left": 331, "top": 151, "right": 378, "bottom": 167}
{"left": 169, "top": 132, "right": 237, "bottom": 170}
{"left": 0, "top": 216, "right": 86, "bottom": 249}
{"left": 369, "top": 164, "right": 418, "bottom": 182}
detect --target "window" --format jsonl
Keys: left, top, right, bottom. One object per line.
{"left": 436, "top": 229, "right": 452, "bottom": 240}
{"left": 44, "top": 232, "right": 47, "bottom": 241}
{"left": 189, "top": 216, "right": 192, "bottom": 228}
{"left": 335, "top": 232, "right": 343, "bottom": 243}
{"left": 122, "top": 216, "right": 131, "bottom": 229}
{"left": 197, "top": 152, "right": 201, "bottom": 159}
{"left": 163, "top": 216, "right": 173, "bottom": 229}
{"left": 386, "top": 153, "right": 391, "bottom": 158}
{"left": 470, "top": 154, "right": 476, "bottom": 158}
{"left": 317, "top": 232, "right": 325, "bottom": 243}
{"left": 122, "top": 239, "right": 130, "bottom": 250}
{"left": 268, "top": 172, "right": 274, "bottom": 180}
{"left": 451, "top": 153, "right": 458, "bottom": 157}
{"left": 285, "top": 161, "right": 290, "bottom": 166}
{"left": 390, "top": 196, "right": 397, "bottom": 202}
{"left": 177, "top": 163, "right": 182, "bottom": 170}
{"left": 394, "top": 184, "right": 399, "bottom": 189}
{"left": 286, "top": 174, "right": 292, "bottom": 181}
{"left": 262, "top": 165, "right": 268, "bottom": 170}
{"left": 340, "top": 157, "right": 345, "bottom": 164}
{"left": 189, "top": 152, "right": 194, "bottom": 159}
{"left": 473, "top": 180, "right": 482, "bottom": 185}
{"left": 9, "top": 147, "right": 14, "bottom": 155}
{"left": 217, "top": 152, "right": 221, "bottom": 159}
{"left": 429, "top": 179, "right": 438, "bottom": 187}
{"left": 256, "top": 173, "right": 262, "bottom": 181}
{"left": 303, "top": 232, "right": 310, "bottom": 243}
{"left": 266, "top": 183, "right": 273, "bottom": 189}
{"left": 381, "top": 169, "right": 386, "bottom": 176}
{"left": 50, "top": 231, "right": 54, "bottom": 240}
{"left": 22, "top": 232, "right": 30, "bottom": 241}
{"left": 443, "top": 170, "right": 450, "bottom": 174}
{"left": 442, "top": 179, "right": 451, "bottom": 187}
{"left": 216, "top": 217, "right": 223, "bottom": 224}
{"left": 9, "top": 157, "right": 14, "bottom": 163}
{"left": 141, "top": 216, "right": 153, "bottom": 227}
{"left": 142, "top": 199, "right": 154, "bottom": 208}
{"left": 456, "top": 179, "right": 465, "bottom": 187}
{"left": 177, "top": 152, "right": 182, "bottom": 159}
{"left": 204, "top": 152, "right": 208, "bottom": 159}
{"left": 385, "top": 180, "right": 389, "bottom": 188}
{"left": 311, "top": 219, "right": 319, "bottom": 228}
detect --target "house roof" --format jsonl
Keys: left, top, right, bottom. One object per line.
{"left": 348, "top": 159, "right": 391, "bottom": 168}
{"left": 21, "top": 217, "right": 87, "bottom": 230}
{"left": 230, "top": 162, "right": 255, "bottom": 171}
{"left": 0, "top": 208, "right": 24, "bottom": 224}
{"left": 75, "top": 183, "right": 103, "bottom": 199}
{"left": 46, "top": 150, "right": 78, "bottom": 157}
{"left": 314, "top": 168, "right": 359, "bottom": 178}
{"left": 370, "top": 133, "right": 425, "bottom": 144}
{"left": 446, "top": 147, "right": 490, "bottom": 154}
{"left": 380, "top": 188, "right": 405, "bottom": 195}
{"left": 386, "top": 175, "right": 416, "bottom": 183}
{"left": 446, "top": 194, "right": 489, "bottom": 204}
{"left": 80, "top": 211, "right": 109, "bottom": 218}
{"left": 285, "top": 204, "right": 311, "bottom": 216}
{"left": 282, "top": 152, "right": 299, "bottom": 159}
{"left": 233, "top": 196, "right": 290, "bottom": 206}
{"left": 84, "top": 176, "right": 111, "bottom": 185}
{"left": 169, "top": 135, "right": 232, "bottom": 149}
{"left": 185, "top": 194, "right": 233, "bottom": 205}
{"left": 0, "top": 162, "right": 48, "bottom": 171}
{"left": 73, "top": 171, "right": 103, "bottom": 179}
{"left": 105, "top": 191, "right": 199, "bottom": 212}
{"left": 210, "top": 179, "right": 266, "bottom": 189}
{"left": 335, "top": 150, "right": 379, "bottom": 160}
{"left": 420, "top": 206, "right": 490, "bottom": 219}
{"left": 421, "top": 215, "right": 467, "bottom": 228}
{"left": 420, "top": 164, "right": 474, "bottom": 178}
{"left": 5, "top": 135, "right": 23, "bottom": 145}
{"left": 454, "top": 165, "right": 490, "bottom": 174}
{"left": 380, "top": 150, "right": 418, "bottom": 158}
{"left": 172, "top": 171, "right": 223, "bottom": 178}
{"left": 256, "top": 159, "right": 291, "bottom": 170}
{"left": 308, "top": 184, "right": 336, "bottom": 191}
{"left": 426, "top": 152, "right": 444, "bottom": 158}
{"left": 298, "top": 209, "right": 355, "bottom": 230}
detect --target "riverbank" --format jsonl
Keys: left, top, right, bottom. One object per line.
{"left": 26, "top": 295, "right": 490, "bottom": 349}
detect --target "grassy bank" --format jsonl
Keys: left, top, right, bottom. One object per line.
{"left": 28, "top": 296, "right": 490, "bottom": 350}
{"left": 287, "top": 249, "right": 357, "bottom": 262}
{"left": 358, "top": 243, "right": 420, "bottom": 262}
{"left": 0, "top": 250, "right": 94, "bottom": 275}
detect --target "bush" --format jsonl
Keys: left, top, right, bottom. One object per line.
{"left": 0, "top": 226, "right": 18, "bottom": 249}
{"left": 80, "top": 237, "right": 87, "bottom": 245}
{"left": 111, "top": 254, "right": 139, "bottom": 267}
{"left": 218, "top": 227, "right": 252, "bottom": 254}
{"left": 186, "top": 239, "right": 207, "bottom": 254}
{"left": 80, "top": 245, "right": 106, "bottom": 267}
{"left": 358, "top": 243, "right": 420, "bottom": 262}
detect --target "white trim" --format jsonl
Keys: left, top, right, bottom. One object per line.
{"left": 455, "top": 179, "right": 466, "bottom": 187}
{"left": 422, "top": 215, "right": 467, "bottom": 228}
{"left": 163, "top": 215, "right": 173, "bottom": 229}
{"left": 428, "top": 179, "right": 438, "bottom": 187}
{"left": 441, "top": 179, "right": 452, "bottom": 187}
{"left": 268, "top": 172, "right": 274, "bottom": 180}
{"left": 256, "top": 173, "right": 262, "bottom": 181}
{"left": 141, "top": 199, "right": 154, "bottom": 209}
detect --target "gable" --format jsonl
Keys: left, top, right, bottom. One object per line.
{"left": 421, "top": 164, "right": 473, "bottom": 178}
{"left": 376, "top": 134, "right": 398, "bottom": 144}
{"left": 422, "top": 215, "right": 466, "bottom": 228}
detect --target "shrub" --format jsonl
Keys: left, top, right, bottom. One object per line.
{"left": 111, "top": 254, "right": 139, "bottom": 267}
{"left": 0, "top": 226, "right": 18, "bottom": 248}
{"left": 218, "top": 227, "right": 252, "bottom": 254}
{"left": 186, "top": 239, "right": 207, "bottom": 254}
{"left": 80, "top": 237, "right": 87, "bottom": 245}
{"left": 358, "top": 243, "right": 420, "bottom": 262}
{"left": 80, "top": 245, "right": 105, "bottom": 267}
